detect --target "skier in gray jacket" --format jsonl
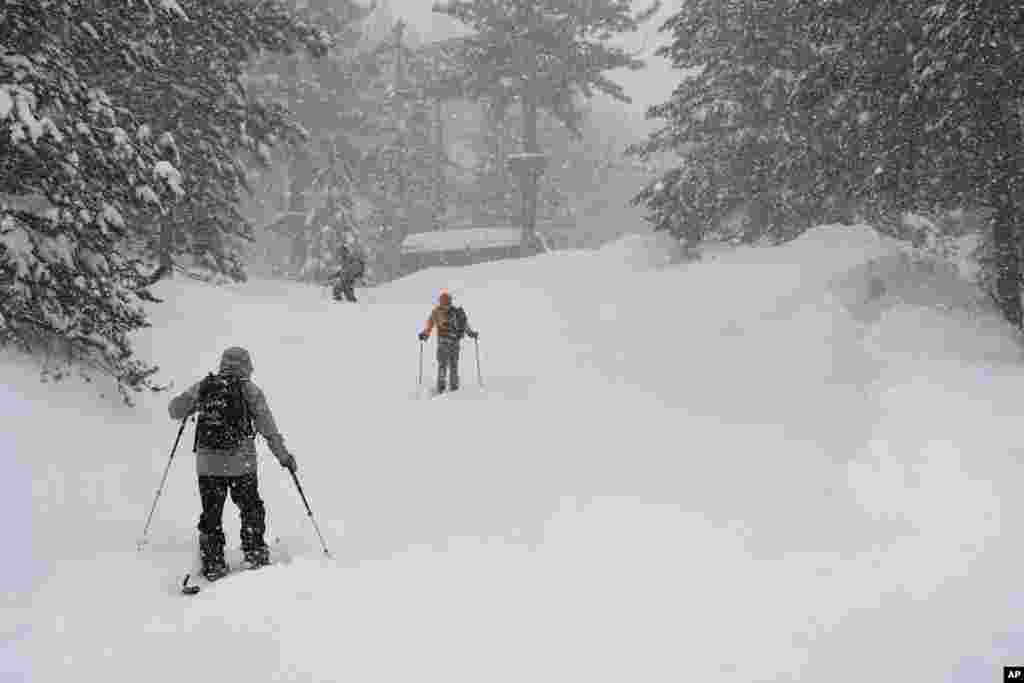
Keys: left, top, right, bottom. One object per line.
{"left": 168, "top": 346, "right": 297, "bottom": 579}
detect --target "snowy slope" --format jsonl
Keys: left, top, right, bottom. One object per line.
{"left": 5, "top": 224, "right": 1024, "bottom": 682}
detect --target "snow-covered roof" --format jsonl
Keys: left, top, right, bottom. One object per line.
{"left": 506, "top": 152, "right": 547, "bottom": 160}
{"left": 401, "top": 227, "right": 525, "bottom": 254}
{"left": 262, "top": 211, "right": 310, "bottom": 232}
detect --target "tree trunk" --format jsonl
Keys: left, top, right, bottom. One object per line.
{"left": 991, "top": 198, "right": 1021, "bottom": 328}
{"left": 991, "top": 175, "right": 1022, "bottom": 329}
{"left": 991, "top": 97, "right": 1023, "bottom": 329}
{"left": 495, "top": 107, "right": 509, "bottom": 222}
{"left": 476, "top": 101, "right": 506, "bottom": 226}
{"left": 155, "top": 218, "right": 174, "bottom": 281}
{"left": 287, "top": 146, "right": 315, "bottom": 275}
{"left": 433, "top": 93, "right": 445, "bottom": 231}
{"left": 288, "top": 193, "right": 307, "bottom": 275}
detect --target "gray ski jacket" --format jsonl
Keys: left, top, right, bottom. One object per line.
{"left": 168, "top": 347, "right": 293, "bottom": 477}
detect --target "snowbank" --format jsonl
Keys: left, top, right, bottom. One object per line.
{"left": 8, "top": 223, "right": 1024, "bottom": 683}
{"left": 594, "top": 230, "right": 684, "bottom": 270}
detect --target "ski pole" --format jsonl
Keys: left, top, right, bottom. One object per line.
{"left": 474, "top": 337, "right": 484, "bottom": 388}
{"left": 138, "top": 416, "right": 189, "bottom": 550}
{"left": 418, "top": 339, "right": 424, "bottom": 388}
{"left": 289, "top": 469, "right": 331, "bottom": 558}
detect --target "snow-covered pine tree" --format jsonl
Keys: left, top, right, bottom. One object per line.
{"left": 245, "top": 0, "right": 374, "bottom": 279}
{"left": 469, "top": 99, "right": 519, "bottom": 226}
{"left": 88, "top": 0, "right": 333, "bottom": 285}
{"left": 252, "top": 10, "right": 454, "bottom": 282}
{"left": 434, "top": 0, "right": 658, "bottom": 246}
{"left": 365, "top": 21, "right": 447, "bottom": 237}
{"left": 906, "top": 0, "right": 1023, "bottom": 328}
{"left": 631, "top": 0, "right": 839, "bottom": 247}
{"left": 798, "top": 0, "right": 1024, "bottom": 327}
{"left": 796, "top": 0, "right": 926, "bottom": 223}
{"left": 1, "top": 1, "right": 183, "bottom": 400}
{"left": 0, "top": 0, "right": 335, "bottom": 400}
{"left": 296, "top": 136, "right": 361, "bottom": 282}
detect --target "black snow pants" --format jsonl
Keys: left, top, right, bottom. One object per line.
{"left": 436, "top": 339, "right": 461, "bottom": 393}
{"left": 197, "top": 472, "right": 266, "bottom": 562}
{"left": 332, "top": 279, "right": 358, "bottom": 302}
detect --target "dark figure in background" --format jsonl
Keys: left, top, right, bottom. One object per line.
{"left": 332, "top": 244, "right": 365, "bottom": 303}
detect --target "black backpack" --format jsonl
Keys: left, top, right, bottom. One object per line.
{"left": 447, "top": 306, "right": 468, "bottom": 340}
{"left": 193, "top": 372, "right": 253, "bottom": 451}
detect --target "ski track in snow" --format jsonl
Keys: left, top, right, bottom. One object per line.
{"left": 5, "top": 225, "right": 1024, "bottom": 682}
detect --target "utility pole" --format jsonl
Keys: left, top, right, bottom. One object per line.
{"left": 492, "top": 101, "right": 508, "bottom": 224}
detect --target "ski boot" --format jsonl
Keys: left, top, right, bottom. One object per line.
{"left": 200, "top": 533, "right": 230, "bottom": 581}
{"left": 202, "top": 559, "right": 229, "bottom": 582}
{"left": 241, "top": 525, "right": 271, "bottom": 569}
{"left": 243, "top": 545, "right": 271, "bottom": 569}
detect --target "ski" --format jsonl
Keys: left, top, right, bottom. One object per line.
{"left": 414, "top": 387, "right": 477, "bottom": 400}
{"left": 180, "top": 561, "right": 271, "bottom": 595}
{"left": 430, "top": 388, "right": 477, "bottom": 399}
{"left": 179, "top": 542, "right": 290, "bottom": 595}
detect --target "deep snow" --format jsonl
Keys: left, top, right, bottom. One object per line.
{"left": 5, "top": 224, "right": 1024, "bottom": 682}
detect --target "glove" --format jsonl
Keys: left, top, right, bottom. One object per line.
{"left": 279, "top": 452, "right": 298, "bottom": 473}
{"left": 467, "top": 331, "right": 479, "bottom": 340}
{"left": 418, "top": 332, "right": 428, "bottom": 341}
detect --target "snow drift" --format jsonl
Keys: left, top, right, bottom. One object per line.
{"left": 5, "top": 223, "right": 1024, "bottom": 682}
